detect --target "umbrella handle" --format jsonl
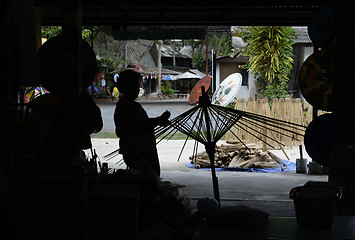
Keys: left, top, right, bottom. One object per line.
{"left": 199, "top": 86, "right": 211, "bottom": 107}
{"left": 207, "top": 146, "right": 221, "bottom": 207}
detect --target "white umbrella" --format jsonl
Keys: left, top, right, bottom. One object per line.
{"left": 211, "top": 73, "right": 242, "bottom": 107}
{"left": 176, "top": 72, "right": 201, "bottom": 80}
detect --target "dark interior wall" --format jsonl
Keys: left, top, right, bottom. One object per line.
{"left": 329, "top": 3, "right": 355, "bottom": 214}
{"left": 2, "top": 1, "right": 355, "bottom": 233}
{"left": 161, "top": 57, "right": 192, "bottom": 69}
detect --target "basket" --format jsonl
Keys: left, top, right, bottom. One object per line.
{"left": 289, "top": 181, "right": 342, "bottom": 228}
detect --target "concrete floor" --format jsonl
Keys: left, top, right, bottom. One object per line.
{"left": 87, "top": 138, "right": 327, "bottom": 216}
{"left": 96, "top": 99, "right": 194, "bottom": 133}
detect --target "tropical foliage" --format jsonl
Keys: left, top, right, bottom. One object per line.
{"left": 161, "top": 81, "right": 174, "bottom": 97}
{"left": 234, "top": 26, "right": 296, "bottom": 100}
{"left": 41, "top": 26, "right": 99, "bottom": 45}
{"left": 41, "top": 26, "right": 62, "bottom": 39}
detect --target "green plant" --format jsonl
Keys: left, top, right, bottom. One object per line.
{"left": 258, "top": 79, "right": 289, "bottom": 100}
{"left": 41, "top": 26, "right": 62, "bottom": 39}
{"left": 235, "top": 26, "right": 296, "bottom": 101}
{"left": 161, "top": 81, "right": 174, "bottom": 97}
{"left": 191, "top": 52, "right": 207, "bottom": 72}
{"left": 41, "top": 26, "right": 96, "bottom": 41}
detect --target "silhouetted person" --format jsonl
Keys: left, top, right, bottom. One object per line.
{"left": 114, "top": 70, "right": 170, "bottom": 181}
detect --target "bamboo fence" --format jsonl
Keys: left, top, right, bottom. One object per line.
{"left": 227, "top": 98, "right": 327, "bottom": 149}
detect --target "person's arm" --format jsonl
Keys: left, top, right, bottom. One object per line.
{"left": 149, "top": 110, "right": 171, "bottom": 128}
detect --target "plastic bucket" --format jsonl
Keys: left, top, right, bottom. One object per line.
{"left": 289, "top": 181, "right": 342, "bottom": 228}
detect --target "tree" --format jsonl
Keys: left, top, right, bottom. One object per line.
{"left": 41, "top": 26, "right": 99, "bottom": 46}
{"left": 234, "top": 26, "right": 296, "bottom": 100}
{"left": 188, "top": 32, "right": 232, "bottom": 73}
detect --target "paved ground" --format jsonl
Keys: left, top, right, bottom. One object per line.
{"left": 96, "top": 99, "right": 193, "bottom": 133}
{"left": 87, "top": 138, "right": 327, "bottom": 216}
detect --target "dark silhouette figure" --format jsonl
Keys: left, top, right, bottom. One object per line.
{"left": 114, "top": 70, "right": 170, "bottom": 181}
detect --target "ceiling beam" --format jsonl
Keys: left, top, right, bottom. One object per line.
{"left": 36, "top": 1, "right": 325, "bottom": 26}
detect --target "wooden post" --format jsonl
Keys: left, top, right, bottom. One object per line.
{"left": 172, "top": 39, "right": 176, "bottom": 67}
{"left": 61, "top": 2, "right": 87, "bottom": 239}
{"left": 62, "top": 0, "right": 82, "bottom": 96}
{"left": 205, "top": 26, "right": 209, "bottom": 75}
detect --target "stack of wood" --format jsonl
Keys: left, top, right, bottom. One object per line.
{"left": 190, "top": 140, "right": 286, "bottom": 170}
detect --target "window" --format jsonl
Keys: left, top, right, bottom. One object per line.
{"left": 242, "top": 68, "right": 249, "bottom": 87}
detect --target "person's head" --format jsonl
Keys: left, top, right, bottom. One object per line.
{"left": 117, "top": 69, "right": 142, "bottom": 100}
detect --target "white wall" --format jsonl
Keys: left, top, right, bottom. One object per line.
{"left": 215, "top": 63, "right": 221, "bottom": 88}
{"left": 235, "top": 72, "right": 257, "bottom": 100}
{"left": 303, "top": 46, "right": 313, "bottom": 62}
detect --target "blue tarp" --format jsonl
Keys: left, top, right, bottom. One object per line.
{"left": 186, "top": 159, "right": 296, "bottom": 173}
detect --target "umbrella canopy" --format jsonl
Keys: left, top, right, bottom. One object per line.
{"left": 304, "top": 113, "right": 333, "bottom": 167}
{"left": 176, "top": 71, "right": 201, "bottom": 80}
{"left": 211, "top": 73, "right": 242, "bottom": 107}
{"left": 299, "top": 50, "right": 333, "bottom": 111}
{"left": 155, "top": 87, "right": 306, "bottom": 206}
{"left": 189, "top": 69, "right": 206, "bottom": 78}
{"left": 162, "top": 74, "right": 177, "bottom": 81}
{"left": 189, "top": 75, "right": 212, "bottom": 104}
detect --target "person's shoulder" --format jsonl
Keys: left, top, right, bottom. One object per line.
{"left": 116, "top": 98, "right": 139, "bottom": 110}
{"left": 117, "top": 97, "right": 128, "bottom": 105}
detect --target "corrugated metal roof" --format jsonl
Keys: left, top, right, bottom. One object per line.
{"left": 126, "top": 40, "right": 155, "bottom": 64}
{"left": 293, "top": 27, "right": 312, "bottom": 44}
{"left": 97, "top": 39, "right": 154, "bottom": 68}
{"left": 114, "top": 63, "right": 155, "bottom": 75}
{"left": 180, "top": 45, "right": 213, "bottom": 58}
{"left": 161, "top": 44, "right": 191, "bottom": 59}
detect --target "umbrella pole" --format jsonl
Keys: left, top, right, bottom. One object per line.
{"left": 206, "top": 144, "right": 221, "bottom": 207}
{"left": 200, "top": 86, "right": 221, "bottom": 207}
